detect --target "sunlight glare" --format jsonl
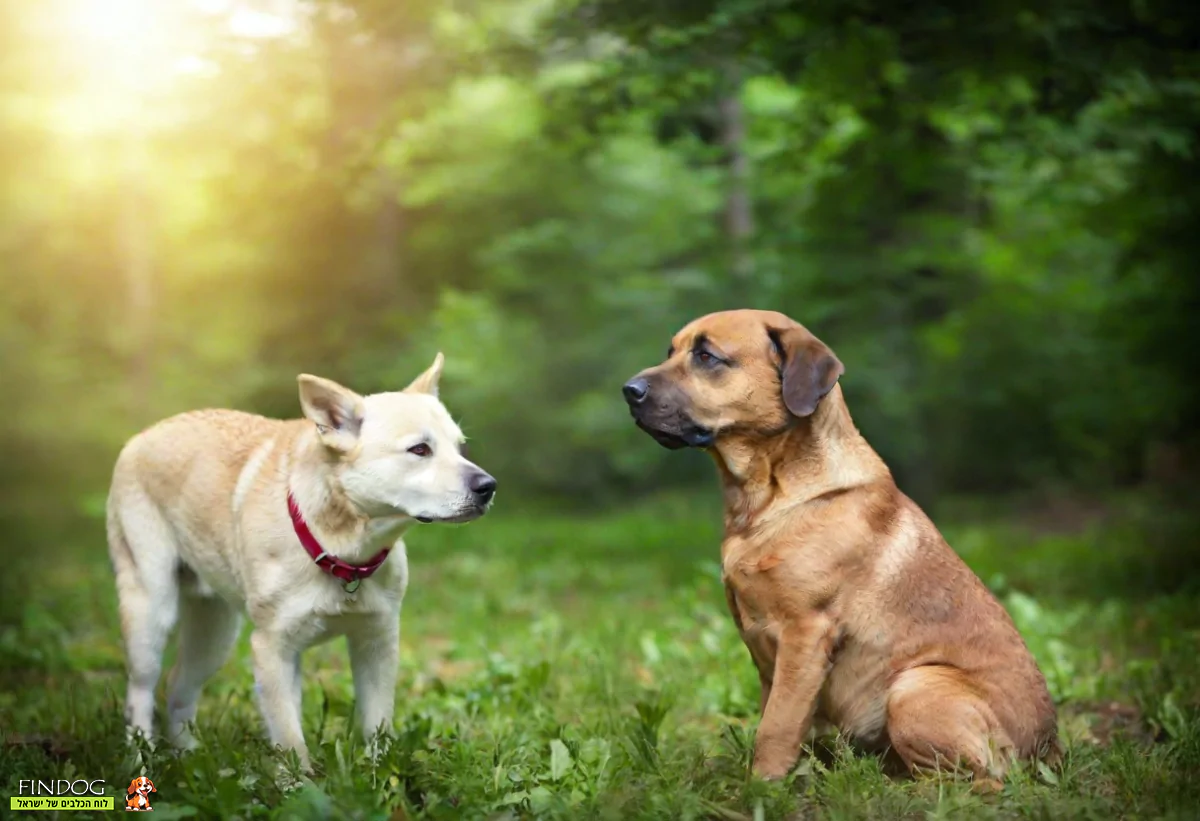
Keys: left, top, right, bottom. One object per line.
{"left": 48, "top": 0, "right": 302, "bottom": 136}
{"left": 64, "top": 0, "right": 164, "bottom": 46}
{"left": 230, "top": 7, "right": 296, "bottom": 39}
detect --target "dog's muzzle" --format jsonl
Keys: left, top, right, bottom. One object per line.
{"left": 623, "top": 377, "right": 714, "bottom": 449}
{"left": 416, "top": 470, "right": 496, "bottom": 524}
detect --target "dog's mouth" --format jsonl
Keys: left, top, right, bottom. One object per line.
{"left": 414, "top": 503, "right": 491, "bottom": 525}
{"left": 624, "top": 375, "right": 714, "bottom": 450}
{"left": 633, "top": 418, "right": 714, "bottom": 450}
{"left": 636, "top": 420, "right": 689, "bottom": 450}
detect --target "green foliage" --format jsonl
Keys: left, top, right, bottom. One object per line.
{"left": 2, "top": 0, "right": 1199, "bottom": 511}
{"left": 2, "top": 2, "right": 1199, "bottom": 817}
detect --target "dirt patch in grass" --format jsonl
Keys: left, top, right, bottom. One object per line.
{"left": 1064, "top": 700, "right": 1158, "bottom": 747}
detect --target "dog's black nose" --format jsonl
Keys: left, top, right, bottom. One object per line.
{"left": 469, "top": 471, "right": 497, "bottom": 504}
{"left": 623, "top": 378, "right": 649, "bottom": 405}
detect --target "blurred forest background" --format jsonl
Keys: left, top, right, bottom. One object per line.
{"left": 2, "top": 0, "right": 1199, "bottom": 576}
{"left": 3, "top": 2, "right": 1200, "bottom": 816}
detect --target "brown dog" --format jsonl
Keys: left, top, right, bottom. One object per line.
{"left": 623, "top": 309, "right": 1060, "bottom": 782}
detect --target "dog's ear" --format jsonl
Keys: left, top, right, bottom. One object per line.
{"left": 404, "top": 352, "right": 444, "bottom": 397}
{"left": 148, "top": 781, "right": 156, "bottom": 793}
{"left": 297, "top": 375, "right": 365, "bottom": 452}
{"left": 127, "top": 779, "right": 139, "bottom": 795}
{"left": 768, "top": 325, "right": 844, "bottom": 418}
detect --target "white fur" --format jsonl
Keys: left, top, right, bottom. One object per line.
{"left": 233, "top": 437, "right": 276, "bottom": 519}
{"left": 106, "top": 353, "right": 493, "bottom": 770}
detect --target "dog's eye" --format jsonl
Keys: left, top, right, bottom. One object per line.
{"left": 694, "top": 349, "right": 717, "bottom": 365}
{"left": 407, "top": 443, "right": 432, "bottom": 457}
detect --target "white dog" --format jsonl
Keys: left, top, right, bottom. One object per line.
{"left": 106, "top": 353, "right": 494, "bottom": 770}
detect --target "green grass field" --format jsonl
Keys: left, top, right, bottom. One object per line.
{"left": 2, "top": 493, "right": 1198, "bottom": 820}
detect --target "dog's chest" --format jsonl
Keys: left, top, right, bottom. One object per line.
{"left": 720, "top": 536, "right": 804, "bottom": 627}
{"left": 289, "top": 564, "right": 406, "bottom": 617}
{"left": 247, "top": 546, "right": 409, "bottom": 643}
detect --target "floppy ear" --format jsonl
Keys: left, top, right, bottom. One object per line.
{"left": 297, "top": 374, "right": 365, "bottom": 452}
{"left": 148, "top": 781, "right": 156, "bottom": 793}
{"left": 404, "top": 352, "right": 444, "bottom": 397}
{"left": 127, "top": 780, "right": 138, "bottom": 795}
{"left": 769, "top": 325, "right": 845, "bottom": 417}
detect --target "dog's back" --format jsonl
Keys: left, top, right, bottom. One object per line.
{"left": 111, "top": 410, "right": 296, "bottom": 543}
{"left": 112, "top": 409, "right": 293, "bottom": 510}
{"left": 107, "top": 409, "right": 302, "bottom": 610}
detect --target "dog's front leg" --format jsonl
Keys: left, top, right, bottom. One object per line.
{"left": 250, "top": 629, "right": 311, "bottom": 771}
{"left": 752, "top": 615, "right": 835, "bottom": 780}
{"left": 347, "top": 615, "right": 399, "bottom": 757}
{"left": 724, "top": 584, "right": 774, "bottom": 714}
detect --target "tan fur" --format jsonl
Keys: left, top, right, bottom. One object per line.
{"left": 625, "top": 310, "right": 1059, "bottom": 781}
{"left": 107, "top": 353, "right": 495, "bottom": 771}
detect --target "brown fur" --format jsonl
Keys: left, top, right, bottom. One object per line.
{"left": 625, "top": 309, "right": 1060, "bottom": 781}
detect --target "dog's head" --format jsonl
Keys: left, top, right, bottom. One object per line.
{"left": 623, "top": 309, "right": 843, "bottom": 449}
{"left": 297, "top": 353, "right": 496, "bottom": 523}
{"left": 127, "top": 776, "right": 155, "bottom": 796}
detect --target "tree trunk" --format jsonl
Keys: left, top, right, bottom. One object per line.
{"left": 373, "top": 165, "right": 402, "bottom": 304}
{"left": 718, "top": 65, "right": 753, "bottom": 282}
{"left": 119, "top": 134, "right": 154, "bottom": 422}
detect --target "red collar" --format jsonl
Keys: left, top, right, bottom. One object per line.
{"left": 287, "top": 491, "right": 391, "bottom": 592}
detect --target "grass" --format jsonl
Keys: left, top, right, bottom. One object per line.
{"left": 1, "top": 492, "right": 1198, "bottom": 820}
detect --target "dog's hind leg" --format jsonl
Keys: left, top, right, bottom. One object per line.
{"left": 886, "top": 665, "right": 1015, "bottom": 785}
{"left": 167, "top": 592, "right": 242, "bottom": 749}
{"left": 108, "top": 483, "right": 180, "bottom": 743}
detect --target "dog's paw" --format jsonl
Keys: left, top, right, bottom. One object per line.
{"left": 363, "top": 733, "right": 393, "bottom": 766}
{"left": 169, "top": 726, "right": 199, "bottom": 753}
{"left": 751, "top": 756, "right": 795, "bottom": 782}
{"left": 124, "top": 727, "right": 157, "bottom": 753}
{"left": 272, "top": 761, "right": 309, "bottom": 792}
{"left": 971, "top": 777, "right": 1005, "bottom": 795}
{"left": 123, "top": 740, "right": 151, "bottom": 775}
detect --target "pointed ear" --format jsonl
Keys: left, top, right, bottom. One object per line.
{"left": 297, "top": 374, "right": 365, "bottom": 452}
{"left": 404, "top": 352, "right": 444, "bottom": 397}
{"left": 768, "top": 325, "right": 844, "bottom": 417}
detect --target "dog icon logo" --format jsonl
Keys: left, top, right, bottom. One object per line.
{"left": 125, "top": 776, "right": 156, "bottom": 811}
